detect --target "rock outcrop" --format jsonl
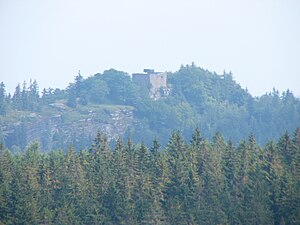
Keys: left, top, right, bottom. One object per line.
{"left": 1, "top": 103, "right": 134, "bottom": 151}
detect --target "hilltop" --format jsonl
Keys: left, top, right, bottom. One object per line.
{"left": 0, "top": 64, "right": 299, "bottom": 151}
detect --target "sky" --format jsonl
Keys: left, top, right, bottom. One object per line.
{"left": 0, "top": 0, "right": 299, "bottom": 97}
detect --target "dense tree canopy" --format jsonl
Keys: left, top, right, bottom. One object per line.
{"left": 0, "top": 129, "right": 299, "bottom": 224}
{"left": 0, "top": 64, "right": 300, "bottom": 150}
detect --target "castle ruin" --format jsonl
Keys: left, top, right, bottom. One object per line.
{"left": 132, "top": 69, "right": 169, "bottom": 100}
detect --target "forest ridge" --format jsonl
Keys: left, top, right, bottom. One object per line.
{"left": 0, "top": 64, "right": 300, "bottom": 224}
{"left": 0, "top": 63, "right": 300, "bottom": 151}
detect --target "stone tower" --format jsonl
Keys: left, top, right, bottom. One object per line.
{"left": 132, "top": 69, "right": 169, "bottom": 100}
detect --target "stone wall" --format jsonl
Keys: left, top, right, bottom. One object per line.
{"left": 132, "top": 71, "right": 169, "bottom": 100}
{"left": 132, "top": 73, "right": 151, "bottom": 89}
{"left": 149, "top": 72, "right": 167, "bottom": 90}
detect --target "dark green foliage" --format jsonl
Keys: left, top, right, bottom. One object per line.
{"left": 0, "top": 144, "right": 14, "bottom": 224}
{"left": 0, "top": 129, "right": 299, "bottom": 224}
{"left": 1, "top": 63, "right": 300, "bottom": 151}
{"left": 0, "top": 82, "right": 7, "bottom": 115}
{"left": 101, "top": 69, "right": 139, "bottom": 105}
{"left": 87, "top": 79, "right": 109, "bottom": 104}
{"left": 66, "top": 83, "right": 77, "bottom": 108}
{"left": 12, "top": 83, "right": 22, "bottom": 110}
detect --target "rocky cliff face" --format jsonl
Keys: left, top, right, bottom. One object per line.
{"left": 1, "top": 103, "right": 134, "bottom": 151}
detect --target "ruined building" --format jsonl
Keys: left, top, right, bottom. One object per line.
{"left": 132, "top": 69, "right": 170, "bottom": 100}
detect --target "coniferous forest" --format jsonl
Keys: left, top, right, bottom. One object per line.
{"left": 1, "top": 0, "right": 299, "bottom": 223}
{"left": 0, "top": 128, "right": 300, "bottom": 225}
{"left": 1, "top": 64, "right": 300, "bottom": 224}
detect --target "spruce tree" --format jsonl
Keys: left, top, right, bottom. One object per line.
{"left": 0, "top": 144, "right": 14, "bottom": 224}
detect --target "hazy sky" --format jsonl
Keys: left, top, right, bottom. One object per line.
{"left": 0, "top": 0, "right": 299, "bottom": 96}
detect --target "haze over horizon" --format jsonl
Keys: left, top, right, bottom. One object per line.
{"left": 1, "top": 0, "right": 299, "bottom": 97}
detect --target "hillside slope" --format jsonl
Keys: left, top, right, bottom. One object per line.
{"left": 0, "top": 64, "right": 299, "bottom": 151}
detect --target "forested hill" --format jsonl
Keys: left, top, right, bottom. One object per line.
{"left": 0, "top": 64, "right": 300, "bottom": 151}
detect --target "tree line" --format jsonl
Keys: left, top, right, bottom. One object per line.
{"left": 1, "top": 64, "right": 300, "bottom": 149}
{"left": 0, "top": 128, "right": 299, "bottom": 224}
